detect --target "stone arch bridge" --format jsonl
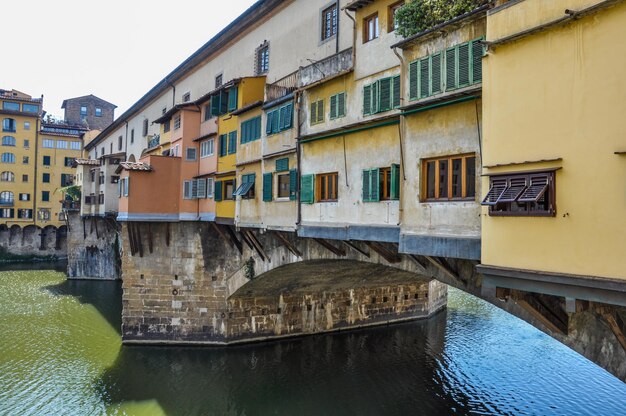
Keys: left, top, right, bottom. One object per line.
{"left": 0, "top": 223, "right": 67, "bottom": 255}
{"left": 119, "top": 221, "right": 626, "bottom": 382}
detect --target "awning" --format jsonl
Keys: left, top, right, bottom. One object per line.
{"left": 233, "top": 182, "right": 254, "bottom": 196}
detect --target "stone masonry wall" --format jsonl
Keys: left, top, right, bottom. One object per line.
{"left": 0, "top": 224, "right": 67, "bottom": 257}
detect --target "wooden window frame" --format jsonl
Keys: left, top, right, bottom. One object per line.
{"left": 277, "top": 173, "right": 291, "bottom": 199}
{"left": 223, "top": 179, "right": 235, "bottom": 201}
{"left": 316, "top": 172, "right": 338, "bottom": 202}
{"left": 363, "top": 13, "right": 379, "bottom": 43}
{"left": 388, "top": 1, "right": 404, "bottom": 32}
{"left": 482, "top": 170, "right": 556, "bottom": 217}
{"left": 421, "top": 154, "right": 476, "bottom": 202}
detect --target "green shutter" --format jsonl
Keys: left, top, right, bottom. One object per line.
{"left": 363, "top": 85, "right": 372, "bottom": 115}
{"left": 362, "top": 169, "right": 371, "bottom": 202}
{"left": 272, "top": 109, "right": 279, "bottom": 133}
{"left": 310, "top": 101, "right": 317, "bottom": 124}
{"left": 445, "top": 47, "right": 457, "bottom": 91}
{"left": 330, "top": 94, "right": 337, "bottom": 119}
{"left": 379, "top": 77, "right": 392, "bottom": 112}
{"left": 214, "top": 181, "right": 223, "bottom": 202}
{"left": 220, "top": 90, "right": 229, "bottom": 114}
{"left": 278, "top": 105, "right": 287, "bottom": 130}
{"left": 228, "top": 87, "right": 238, "bottom": 112}
{"left": 228, "top": 131, "right": 237, "bottom": 154}
{"left": 370, "top": 168, "right": 380, "bottom": 202}
{"left": 263, "top": 172, "right": 273, "bottom": 202}
{"left": 419, "top": 58, "right": 429, "bottom": 98}
{"left": 219, "top": 134, "right": 227, "bottom": 156}
{"left": 392, "top": 76, "right": 401, "bottom": 108}
{"left": 431, "top": 53, "right": 442, "bottom": 95}
{"left": 301, "top": 174, "right": 314, "bottom": 204}
{"left": 276, "top": 158, "right": 289, "bottom": 172}
{"left": 289, "top": 168, "right": 297, "bottom": 201}
{"left": 458, "top": 42, "right": 470, "bottom": 86}
{"left": 211, "top": 95, "right": 220, "bottom": 116}
{"left": 266, "top": 112, "right": 273, "bottom": 135}
{"left": 371, "top": 81, "right": 379, "bottom": 114}
{"left": 391, "top": 164, "right": 400, "bottom": 200}
{"left": 409, "top": 61, "right": 419, "bottom": 100}
{"left": 338, "top": 92, "right": 346, "bottom": 117}
{"left": 316, "top": 100, "right": 324, "bottom": 123}
{"left": 471, "top": 39, "right": 483, "bottom": 84}
{"left": 283, "top": 103, "right": 293, "bottom": 129}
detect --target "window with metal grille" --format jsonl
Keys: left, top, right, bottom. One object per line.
{"left": 481, "top": 170, "right": 556, "bottom": 216}
{"left": 256, "top": 42, "right": 270, "bottom": 75}
{"left": 422, "top": 154, "right": 476, "bottom": 201}
{"left": 174, "top": 115, "right": 181, "bottom": 130}
{"left": 321, "top": 4, "right": 338, "bottom": 41}
{"left": 186, "top": 147, "right": 197, "bottom": 161}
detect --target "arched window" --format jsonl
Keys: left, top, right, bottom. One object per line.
{"left": 0, "top": 191, "right": 14, "bottom": 204}
{"left": 1, "top": 153, "right": 15, "bottom": 163}
{"left": 2, "top": 118, "right": 16, "bottom": 133}
{"left": 1, "top": 136, "right": 16, "bottom": 146}
{"left": 0, "top": 172, "right": 14, "bottom": 182}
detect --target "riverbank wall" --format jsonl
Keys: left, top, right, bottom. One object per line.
{"left": 0, "top": 223, "right": 67, "bottom": 258}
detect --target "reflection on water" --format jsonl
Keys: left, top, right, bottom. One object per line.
{"left": 0, "top": 269, "right": 624, "bottom": 416}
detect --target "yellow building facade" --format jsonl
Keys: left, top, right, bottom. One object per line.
{"left": 480, "top": 0, "right": 626, "bottom": 287}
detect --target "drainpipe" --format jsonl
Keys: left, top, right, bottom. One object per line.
{"left": 392, "top": 46, "right": 406, "bottom": 227}
{"left": 296, "top": 90, "right": 303, "bottom": 226}
{"left": 343, "top": 7, "right": 356, "bottom": 63}
{"left": 33, "top": 112, "right": 41, "bottom": 227}
{"left": 335, "top": 1, "right": 340, "bottom": 54}
{"left": 124, "top": 121, "right": 128, "bottom": 160}
{"left": 165, "top": 77, "right": 176, "bottom": 108}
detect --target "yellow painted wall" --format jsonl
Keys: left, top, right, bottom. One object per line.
{"left": 482, "top": 1, "right": 626, "bottom": 280}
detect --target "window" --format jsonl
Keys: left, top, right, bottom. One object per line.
{"left": 183, "top": 181, "right": 192, "bottom": 199}
{"left": 163, "top": 119, "right": 171, "bottom": 133}
{"left": 186, "top": 147, "right": 197, "bottom": 161}
{"left": 1, "top": 172, "right": 14, "bottom": 182}
{"left": 80, "top": 106, "right": 88, "bottom": 116}
{"left": 95, "top": 107, "right": 102, "bottom": 117}
{"left": 61, "top": 174, "right": 73, "bottom": 187}
{"left": 310, "top": 99, "right": 324, "bottom": 125}
{"left": 99, "top": 172, "right": 105, "bottom": 185}
{"left": 329, "top": 93, "right": 346, "bottom": 119}
{"left": 482, "top": 170, "right": 556, "bottom": 217}
{"left": 24, "top": 122, "right": 30, "bottom": 131}
{"left": 207, "top": 178, "right": 215, "bottom": 198}
{"left": 200, "top": 139, "right": 214, "bottom": 158}
{"left": 409, "top": 38, "right": 483, "bottom": 101}
{"left": 422, "top": 154, "right": 475, "bottom": 201}
{"left": 256, "top": 42, "right": 270, "bottom": 75}
{"left": 43, "top": 139, "right": 54, "bottom": 148}
{"left": 277, "top": 173, "right": 291, "bottom": 198}
{"left": 143, "top": 119, "right": 149, "bottom": 136}
{"left": 182, "top": 92, "right": 191, "bottom": 102}
{"left": 42, "top": 191, "right": 50, "bottom": 202}
{"left": 227, "top": 131, "right": 237, "bottom": 155}
{"left": 316, "top": 172, "right": 338, "bottom": 202}
{"left": 0, "top": 191, "right": 14, "bottom": 204}
{"left": 22, "top": 156, "right": 28, "bottom": 164}
{"left": 1, "top": 153, "right": 15, "bottom": 163}
{"left": 118, "top": 177, "right": 129, "bottom": 197}
{"left": 219, "top": 134, "right": 227, "bottom": 157}
{"left": 173, "top": 115, "right": 181, "bottom": 130}
{"left": 64, "top": 157, "right": 74, "bottom": 167}
{"left": 234, "top": 173, "right": 256, "bottom": 199}
{"left": 266, "top": 102, "right": 293, "bottom": 135}
{"left": 363, "top": 76, "right": 401, "bottom": 115}
{"left": 363, "top": 165, "right": 400, "bottom": 202}
{"left": 22, "top": 174, "right": 28, "bottom": 182}
{"left": 227, "top": 87, "right": 238, "bottom": 112}
{"left": 23, "top": 139, "right": 29, "bottom": 148}
{"left": 2, "top": 118, "right": 16, "bottom": 132}
{"left": 2, "top": 136, "right": 15, "bottom": 146}
{"left": 70, "top": 141, "right": 81, "bottom": 150}
{"left": 18, "top": 209, "right": 32, "bottom": 219}
{"left": 43, "top": 155, "right": 51, "bottom": 166}
{"left": 0, "top": 208, "right": 14, "bottom": 218}
{"left": 22, "top": 104, "right": 38, "bottom": 113}
{"left": 364, "top": 13, "right": 379, "bottom": 43}
{"left": 215, "top": 74, "right": 223, "bottom": 88}
{"left": 224, "top": 179, "right": 235, "bottom": 200}
{"left": 57, "top": 140, "right": 68, "bottom": 149}
{"left": 3, "top": 102, "right": 19, "bottom": 111}
{"left": 241, "top": 116, "right": 262, "bottom": 144}
{"left": 43, "top": 173, "right": 50, "bottom": 183}
{"left": 38, "top": 209, "right": 50, "bottom": 221}
{"left": 388, "top": 1, "right": 404, "bottom": 31}
{"left": 322, "top": 4, "right": 338, "bottom": 41}
{"left": 19, "top": 193, "right": 30, "bottom": 201}
{"left": 118, "top": 136, "right": 123, "bottom": 151}
{"left": 194, "top": 178, "right": 206, "bottom": 199}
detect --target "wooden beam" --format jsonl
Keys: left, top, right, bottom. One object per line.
{"left": 94, "top": 217, "right": 100, "bottom": 239}
{"left": 135, "top": 222, "right": 144, "bottom": 258}
{"left": 127, "top": 223, "right": 136, "bottom": 256}
{"left": 239, "top": 231, "right": 255, "bottom": 250}
{"left": 147, "top": 223, "right": 153, "bottom": 254}
{"left": 274, "top": 231, "right": 302, "bottom": 257}
{"left": 224, "top": 225, "right": 243, "bottom": 255}
{"left": 211, "top": 222, "right": 230, "bottom": 246}
{"left": 314, "top": 238, "right": 346, "bottom": 257}
{"left": 408, "top": 254, "right": 428, "bottom": 272}
{"left": 364, "top": 241, "right": 401, "bottom": 263}
{"left": 515, "top": 292, "right": 568, "bottom": 335}
{"left": 424, "top": 256, "right": 462, "bottom": 283}
{"left": 165, "top": 222, "right": 170, "bottom": 247}
{"left": 597, "top": 306, "right": 626, "bottom": 353}
{"left": 343, "top": 240, "right": 370, "bottom": 258}
{"left": 244, "top": 230, "right": 269, "bottom": 262}
{"left": 82, "top": 217, "right": 86, "bottom": 240}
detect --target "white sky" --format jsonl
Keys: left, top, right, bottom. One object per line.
{"left": 3, "top": 0, "right": 258, "bottom": 119}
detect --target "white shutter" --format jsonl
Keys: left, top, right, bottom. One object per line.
{"left": 197, "top": 178, "right": 207, "bottom": 199}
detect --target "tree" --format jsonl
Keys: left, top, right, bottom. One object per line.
{"left": 395, "top": 0, "right": 487, "bottom": 38}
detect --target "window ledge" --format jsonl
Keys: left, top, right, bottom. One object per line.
{"left": 274, "top": 197, "right": 292, "bottom": 202}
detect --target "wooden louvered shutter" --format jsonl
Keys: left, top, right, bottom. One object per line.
{"left": 211, "top": 95, "right": 220, "bottom": 116}
{"left": 370, "top": 168, "right": 380, "bottom": 202}
{"left": 263, "top": 173, "right": 273, "bottom": 202}
{"left": 338, "top": 93, "right": 346, "bottom": 117}
{"left": 272, "top": 109, "right": 280, "bottom": 132}
{"left": 471, "top": 39, "right": 483, "bottom": 84}
{"left": 228, "top": 87, "right": 238, "bottom": 112}
{"left": 310, "top": 101, "right": 318, "bottom": 124}
{"left": 392, "top": 76, "right": 401, "bottom": 108}
{"left": 481, "top": 178, "right": 507, "bottom": 205}
{"left": 378, "top": 78, "right": 392, "bottom": 112}
{"left": 363, "top": 85, "right": 372, "bottom": 115}
{"left": 518, "top": 175, "right": 549, "bottom": 202}
{"left": 391, "top": 164, "right": 400, "bottom": 200}
{"left": 498, "top": 177, "right": 527, "bottom": 203}
{"left": 191, "top": 179, "right": 198, "bottom": 199}
{"left": 197, "top": 178, "right": 207, "bottom": 199}
{"left": 284, "top": 103, "right": 293, "bottom": 129}
{"left": 458, "top": 42, "right": 470, "bottom": 87}
{"left": 431, "top": 53, "right": 442, "bottom": 95}
{"left": 419, "top": 58, "right": 429, "bottom": 98}
{"left": 445, "top": 47, "right": 457, "bottom": 91}
{"left": 409, "top": 61, "right": 419, "bottom": 100}
{"left": 228, "top": 131, "right": 237, "bottom": 154}
{"left": 276, "top": 158, "right": 289, "bottom": 172}
{"left": 289, "top": 168, "right": 297, "bottom": 201}
{"left": 214, "top": 181, "right": 223, "bottom": 202}
{"left": 266, "top": 112, "right": 274, "bottom": 135}
{"left": 362, "top": 169, "right": 371, "bottom": 202}
{"left": 371, "top": 81, "right": 379, "bottom": 114}
{"left": 330, "top": 94, "right": 337, "bottom": 119}
{"left": 316, "top": 100, "right": 324, "bottom": 123}
{"left": 301, "top": 174, "right": 315, "bottom": 204}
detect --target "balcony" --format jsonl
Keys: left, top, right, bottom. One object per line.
{"left": 299, "top": 48, "right": 353, "bottom": 88}
{"left": 147, "top": 134, "right": 161, "bottom": 149}
{"left": 266, "top": 71, "right": 298, "bottom": 102}
{"left": 62, "top": 201, "right": 80, "bottom": 211}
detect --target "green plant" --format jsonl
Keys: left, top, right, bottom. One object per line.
{"left": 395, "top": 0, "right": 486, "bottom": 38}
{"left": 57, "top": 185, "right": 81, "bottom": 201}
